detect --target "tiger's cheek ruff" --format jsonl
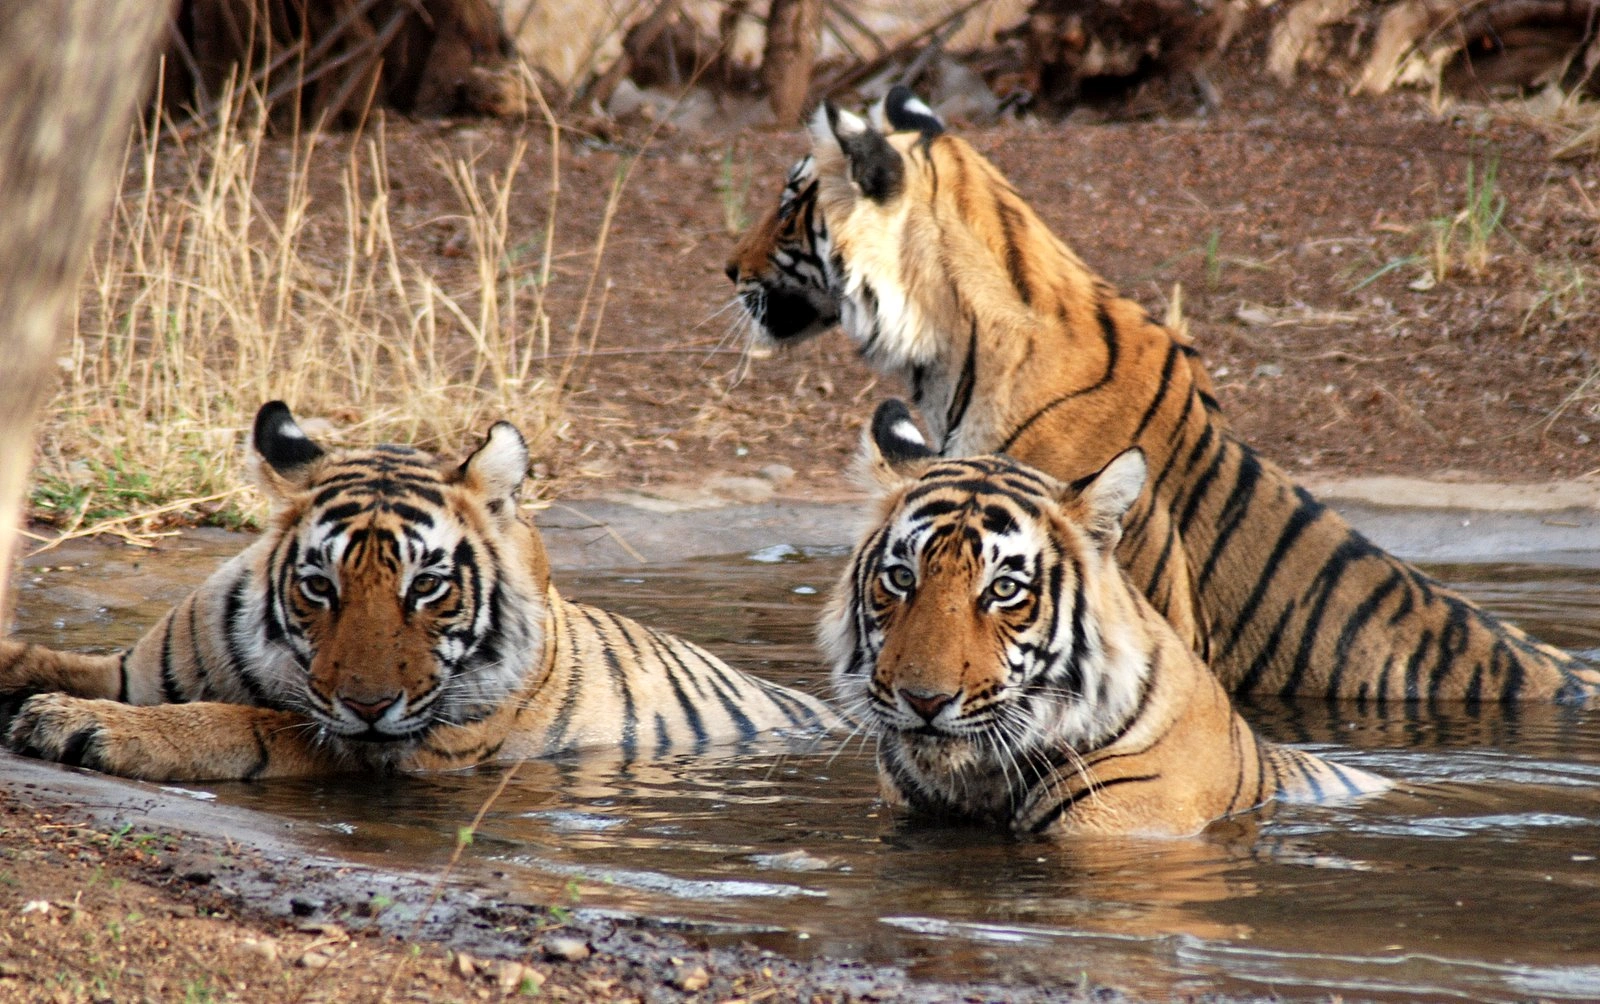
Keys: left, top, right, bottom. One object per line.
{"left": 431, "top": 531, "right": 544, "bottom": 727}
{"left": 823, "top": 189, "right": 942, "bottom": 371}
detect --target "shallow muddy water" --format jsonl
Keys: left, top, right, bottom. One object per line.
{"left": 10, "top": 534, "right": 1600, "bottom": 1002}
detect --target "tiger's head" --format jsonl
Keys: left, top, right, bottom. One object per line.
{"left": 250, "top": 402, "right": 550, "bottom": 750}
{"left": 728, "top": 89, "right": 1049, "bottom": 372}
{"left": 822, "top": 399, "right": 1150, "bottom": 818}
{"left": 727, "top": 88, "right": 957, "bottom": 358}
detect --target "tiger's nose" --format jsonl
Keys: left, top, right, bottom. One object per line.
{"left": 899, "top": 688, "right": 956, "bottom": 723}
{"left": 724, "top": 261, "right": 739, "bottom": 283}
{"left": 340, "top": 693, "right": 399, "bottom": 723}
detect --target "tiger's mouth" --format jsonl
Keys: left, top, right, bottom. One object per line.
{"left": 338, "top": 724, "right": 429, "bottom": 744}
{"left": 740, "top": 283, "right": 840, "bottom": 344}
{"left": 875, "top": 706, "right": 969, "bottom": 742}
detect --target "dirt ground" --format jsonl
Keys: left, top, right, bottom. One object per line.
{"left": 0, "top": 784, "right": 1089, "bottom": 1004}
{"left": 5, "top": 50, "right": 1600, "bottom": 1004}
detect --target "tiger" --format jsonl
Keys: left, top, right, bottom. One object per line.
{"left": 0, "top": 401, "right": 835, "bottom": 782}
{"left": 728, "top": 86, "right": 1600, "bottom": 709}
{"left": 824, "top": 399, "right": 1388, "bottom": 838}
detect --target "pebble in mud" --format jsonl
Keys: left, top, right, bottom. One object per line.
{"left": 671, "top": 964, "right": 710, "bottom": 991}
{"left": 542, "top": 935, "right": 591, "bottom": 962}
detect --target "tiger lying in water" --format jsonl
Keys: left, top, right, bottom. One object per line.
{"left": 826, "top": 401, "right": 1387, "bottom": 837}
{"left": 0, "top": 402, "right": 834, "bottom": 781}
{"left": 728, "top": 86, "right": 1600, "bottom": 708}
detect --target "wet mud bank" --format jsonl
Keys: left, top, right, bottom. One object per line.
{"left": 0, "top": 755, "right": 1094, "bottom": 1003}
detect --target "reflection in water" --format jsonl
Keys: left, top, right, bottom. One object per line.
{"left": 10, "top": 540, "right": 1600, "bottom": 1002}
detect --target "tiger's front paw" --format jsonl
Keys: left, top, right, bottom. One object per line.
{"left": 7, "top": 694, "right": 135, "bottom": 775}
{"left": 7, "top": 696, "right": 343, "bottom": 781}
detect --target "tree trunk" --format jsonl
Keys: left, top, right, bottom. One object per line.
{"left": 763, "top": 0, "right": 822, "bottom": 124}
{"left": 0, "top": 2, "right": 168, "bottom": 622}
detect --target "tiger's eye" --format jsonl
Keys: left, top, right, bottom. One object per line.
{"left": 986, "top": 577, "right": 1024, "bottom": 603}
{"left": 410, "top": 573, "right": 446, "bottom": 597}
{"left": 300, "top": 574, "right": 336, "bottom": 600}
{"left": 885, "top": 565, "right": 915, "bottom": 591}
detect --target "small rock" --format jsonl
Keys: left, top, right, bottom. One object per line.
{"left": 605, "top": 78, "right": 648, "bottom": 120}
{"left": 296, "top": 951, "right": 331, "bottom": 970}
{"left": 706, "top": 474, "right": 775, "bottom": 504}
{"left": 672, "top": 965, "right": 710, "bottom": 992}
{"left": 497, "top": 961, "right": 545, "bottom": 994}
{"left": 750, "top": 849, "right": 837, "bottom": 872}
{"left": 757, "top": 463, "right": 796, "bottom": 486}
{"left": 238, "top": 938, "right": 279, "bottom": 965}
{"left": 542, "top": 936, "right": 591, "bottom": 962}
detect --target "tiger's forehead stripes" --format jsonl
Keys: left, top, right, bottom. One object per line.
{"left": 887, "top": 479, "right": 1054, "bottom": 582}
{"left": 311, "top": 452, "right": 448, "bottom": 510}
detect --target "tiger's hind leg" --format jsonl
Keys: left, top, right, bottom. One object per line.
{"left": 6, "top": 695, "right": 348, "bottom": 781}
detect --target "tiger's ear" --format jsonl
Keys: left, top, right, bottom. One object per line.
{"left": 458, "top": 421, "right": 529, "bottom": 522}
{"left": 251, "top": 401, "right": 326, "bottom": 501}
{"left": 1067, "top": 449, "right": 1147, "bottom": 553}
{"left": 873, "top": 85, "right": 945, "bottom": 137}
{"left": 859, "top": 398, "right": 937, "bottom": 490}
{"left": 810, "top": 101, "right": 903, "bottom": 203}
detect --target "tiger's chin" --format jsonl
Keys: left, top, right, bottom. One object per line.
{"left": 879, "top": 728, "right": 1018, "bottom": 824}
{"left": 742, "top": 284, "right": 839, "bottom": 344}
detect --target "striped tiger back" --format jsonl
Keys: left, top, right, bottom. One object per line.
{"left": 728, "top": 87, "right": 1600, "bottom": 708}
{"left": 825, "top": 401, "right": 1386, "bottom": 838}
{"left": 0, "top": 402, "right": 834, "bottom": 781}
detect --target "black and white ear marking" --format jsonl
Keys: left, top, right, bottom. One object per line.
{"left": 871, "top": 399, "right": 935, "bottom": 466}
{"left": 858, "top": 399, "right": 937, "bottom": 491}
{"left": 815, "top": 101, "right": 904, "bottom": 203}
{"left": 459, "top": 421, "right": 530, "bottom": 517}
{"left": 253, "top": 401, "right": 325, "bottom": 476}
{"left": 1074, "top": 449, "right": 1148, "bottom": 553}
{"left": 881, "top": 85, "right": 945, "bottom": 136}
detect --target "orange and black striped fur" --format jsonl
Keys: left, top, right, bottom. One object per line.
{"left": 730, "top": 87, "right": 1600, "bottom": 708}
{"left": 0, "top": 403, "right": 834, "bottom": 781}
{"left": 824, "top": 401, "right": 1386, "bottom": 837}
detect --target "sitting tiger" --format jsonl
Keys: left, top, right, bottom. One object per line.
{"left": 827, "top": 400, "right": 1387, "bottom": 837}
{"left": 729, "top": 87, "right": 1600, "bottom": 708}
{"left": 0, "top": 402, "right": 835, "bottom": 782}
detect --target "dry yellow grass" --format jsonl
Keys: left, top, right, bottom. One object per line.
{"left": 29, "top": 85, "right": 600, "bottom": 539}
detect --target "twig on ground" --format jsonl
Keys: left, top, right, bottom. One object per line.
{"left": 26, "top": 489, "right": 250, "bottom": 556}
